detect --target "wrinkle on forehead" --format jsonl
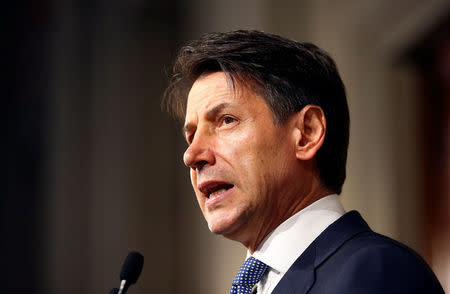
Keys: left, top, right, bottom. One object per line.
{"left": 197, "top": 71, "right": 237, "bottom": 95}
{"left": 187, "top": 72, "right": 258, "bottom": 110}
{"left": 184, "top": 71, "right": 275, "bottom": 131}
{"left": 191, "top": 72, "right": 235, "bottom": 100}
{"left": 185, "top": 72, "right": 234, "bottom": 119}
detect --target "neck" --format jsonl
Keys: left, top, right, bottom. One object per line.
{"left": 246, "top": 175, "right": 334, "bottom": 253}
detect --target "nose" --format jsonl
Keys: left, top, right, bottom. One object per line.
{"left": 183, "top": 133, "right": 215, "bottom": 171}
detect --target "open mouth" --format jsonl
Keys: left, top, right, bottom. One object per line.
{"left": 198, "top": 182, "right": 234, "bottom": 199}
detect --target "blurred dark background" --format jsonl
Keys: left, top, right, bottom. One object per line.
{"left": 6, "top": 1, "right": 52, "bottom": 292}
{"left": 4, "top": 1, "right": 449, "bottom": 293}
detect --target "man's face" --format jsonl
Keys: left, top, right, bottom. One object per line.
{"left": 183, "top": 72, "right": 299, "bottom": 245}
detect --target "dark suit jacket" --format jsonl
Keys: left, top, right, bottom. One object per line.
{"left": 270, "top": 211, "right": 444, "bottom": 294}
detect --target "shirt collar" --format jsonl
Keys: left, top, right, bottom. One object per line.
{"left": 248, "top": 194, "right": 345, "bottom": 274}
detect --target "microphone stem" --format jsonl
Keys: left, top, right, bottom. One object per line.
{"left": 118, "top": 280, "right": 127, "bottom": 294}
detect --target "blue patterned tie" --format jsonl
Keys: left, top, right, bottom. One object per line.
{"left": 229, "top": 256, "right": 268, "bottom": 294}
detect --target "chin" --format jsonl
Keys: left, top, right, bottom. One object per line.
{"left": 206, "top": 213, "right": 247, "bottom": 240}
{"left": 207, "top": 219, "right": 230, "bottom": 235}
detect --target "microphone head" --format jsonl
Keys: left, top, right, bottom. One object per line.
{"left": 109, "top": 288, "right": 119, "bottom": 294}
{"left": 120, "top": 251, "right": 144, "bottom": 285}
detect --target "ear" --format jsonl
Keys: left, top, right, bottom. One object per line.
{"left": 293, "top": 105, "right": 326, "bottom": 161}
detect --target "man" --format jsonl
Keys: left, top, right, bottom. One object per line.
{"left": 163, "top": 30, "right": 444, "bottom": 294}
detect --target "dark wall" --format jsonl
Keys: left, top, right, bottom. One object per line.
{"left": 5, "top": 1, "right": 182, "bottom": 293}
{"left": 4, "top": 2, "right": 51, "bottom": 293}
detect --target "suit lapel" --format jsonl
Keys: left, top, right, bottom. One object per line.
{"left": 271, "top": 211, "right": 371, "bottom": 294}
{"left": 271, "top": 244, "right": 316, "bottom": 294}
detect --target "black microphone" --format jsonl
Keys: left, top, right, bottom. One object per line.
{"left": 117, "top": 251, "right": 144, "bottom": 294}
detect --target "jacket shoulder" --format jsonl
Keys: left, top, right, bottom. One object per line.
{"left": 316, "top": 230, "right": 444, "bottom": 293}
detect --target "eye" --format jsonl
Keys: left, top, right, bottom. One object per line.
{"left": 219, "top": 115, "right": 237, "bottom": 127}
{"left": 223, "top": 116, "right": 235, "bottom": 124}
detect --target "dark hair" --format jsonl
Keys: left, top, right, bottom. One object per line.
{"left": 163, "top": 30, "right": 350, "bottom": 194}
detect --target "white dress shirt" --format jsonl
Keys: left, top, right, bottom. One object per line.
{"left": 249, "top": 194, "right": 345, "bottom": 294}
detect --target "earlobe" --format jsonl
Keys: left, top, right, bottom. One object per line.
{"left": 295, "top": 105, "right": 326, "bottom": 161}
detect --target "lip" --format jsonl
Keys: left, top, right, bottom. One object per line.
{"left": 205, "top": 186, "right": 235, "bottom": 206}
{"left": 197, "top": 180, "right": 235, "bottom": 206}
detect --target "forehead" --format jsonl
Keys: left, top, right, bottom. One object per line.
{"left": 183, "top": 72, "right": 279, "bottom": 138}
{"left": 186, "top": 72, "right": 234, "bottom": 113}
{"left": 185, "top": 71, "right": 268, "bottom": 119}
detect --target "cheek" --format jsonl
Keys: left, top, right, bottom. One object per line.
{"left": 244, "top": 136, "right": 290, "bottom": 191}
{"left": 219, "top": 127, "right": 286, "bottom": 188}
{"left": 229, "top": 144, "right": 273, "bottom": 195}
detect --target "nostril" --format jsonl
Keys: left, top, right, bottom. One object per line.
{"left": 194, "top": 160, "right": 208, "bottom": 171}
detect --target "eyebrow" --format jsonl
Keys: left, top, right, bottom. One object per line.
{"left": 182, "top": 102, "right": 232, "bottom": 139}
{"left": 206, "top": 102, "right": 231, "bottom": 120}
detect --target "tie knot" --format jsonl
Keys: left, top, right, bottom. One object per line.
{"left": 230, "top": 257, "right": 267, "bottom": 294}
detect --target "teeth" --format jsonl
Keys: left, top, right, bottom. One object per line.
{"left": 209, "top": 188, "right": 227, "bottom": 198}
